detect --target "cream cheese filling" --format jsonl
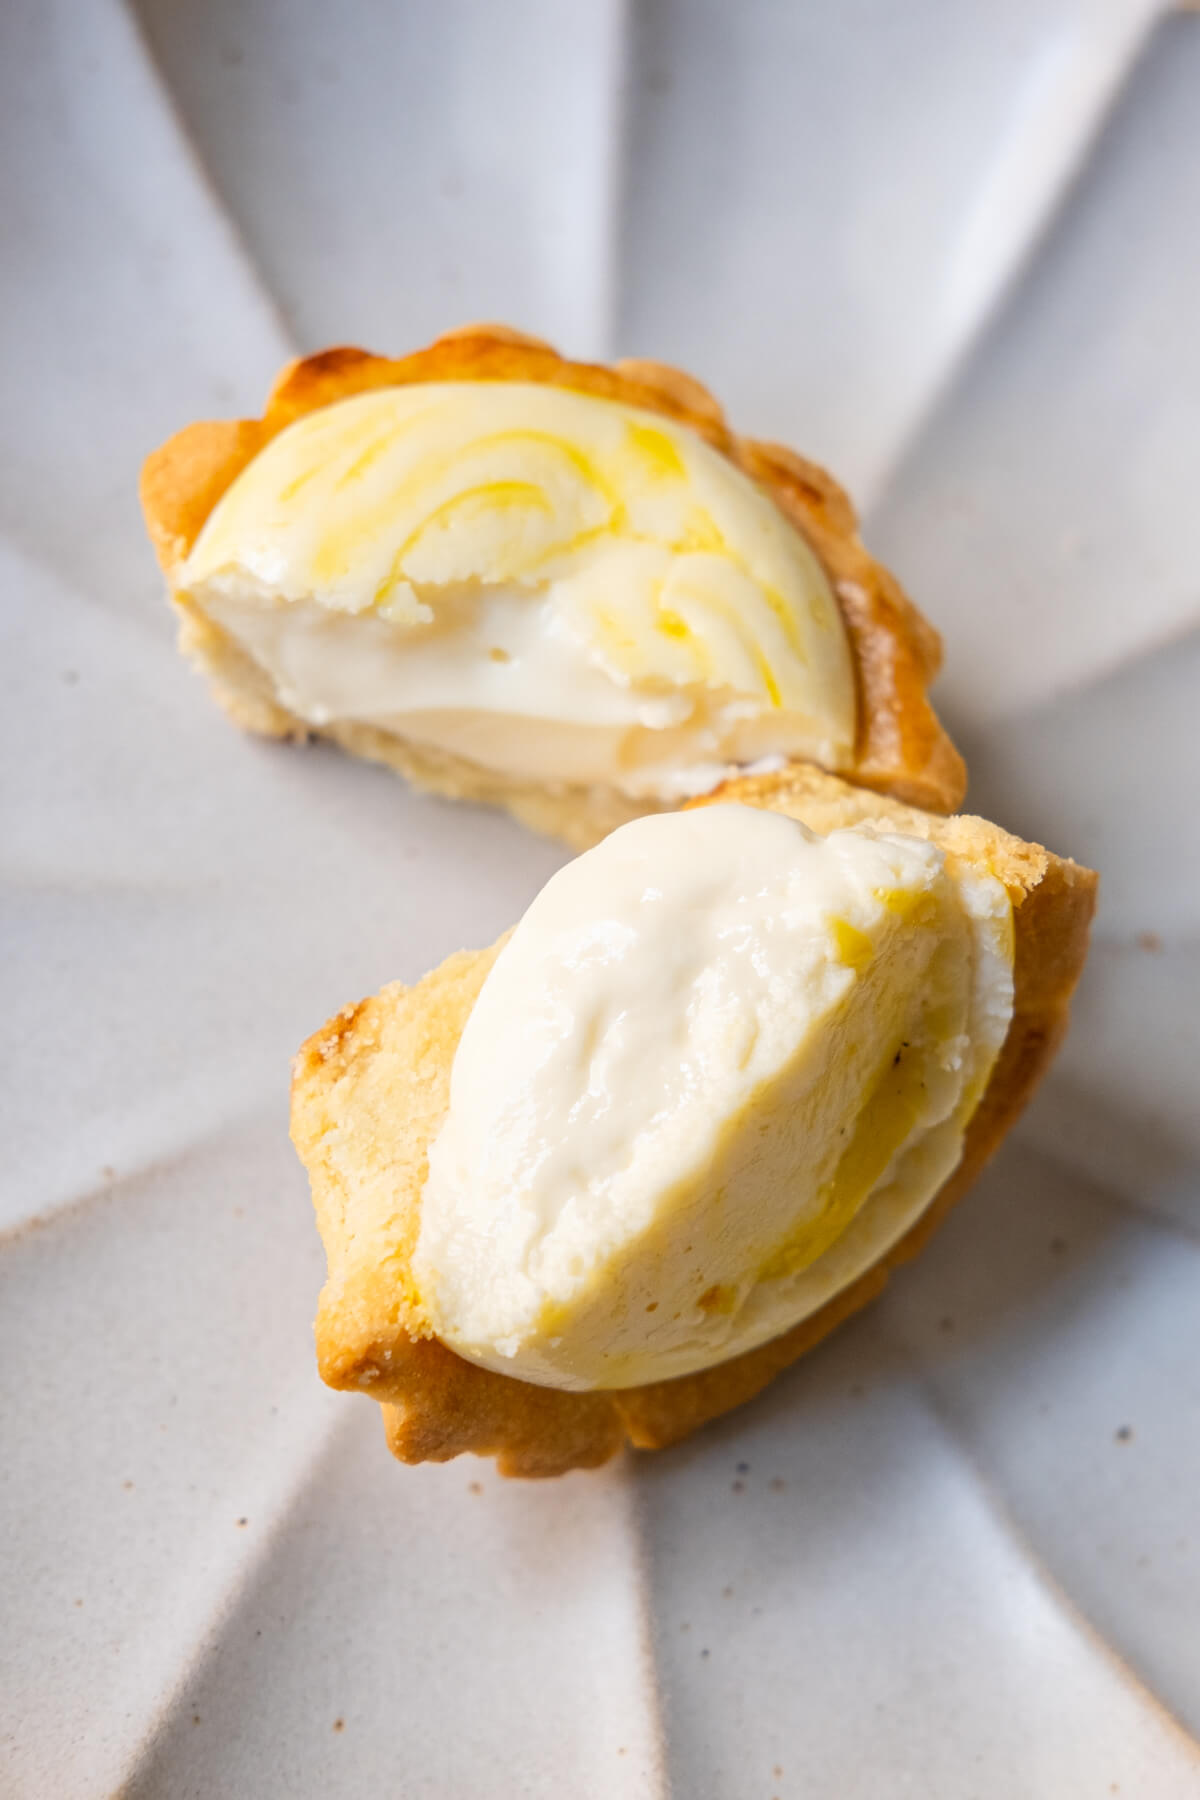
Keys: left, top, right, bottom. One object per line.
{"left": 177, "top": 381, "right": 857, "bottom": 802}
{"left": 412, "top": 804, "right": 1015, "bottom": 1390}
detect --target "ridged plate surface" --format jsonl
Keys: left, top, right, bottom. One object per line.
{"left": 2, "top": 3, "right": 1198, "bottom": 1793}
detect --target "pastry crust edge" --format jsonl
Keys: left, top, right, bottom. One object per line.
{"left": 142, "top": 322, "right": 966, "bottom": 839}
{"left": 289, "top": 764, "right": 1096, "bottom": 1477}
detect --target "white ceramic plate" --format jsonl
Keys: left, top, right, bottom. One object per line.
{"left": 3, "top": 3, "right": 1199, "bottom": 1793}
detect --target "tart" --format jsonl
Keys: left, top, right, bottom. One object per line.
{"left": 142, "top": 325, "right": 965, "bottom": 848}
{"left": 290, "top": 765, "right": 1095, "bottom": 1476}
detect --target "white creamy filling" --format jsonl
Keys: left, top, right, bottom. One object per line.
{"left": 412, "top": 804, "right": 1015, "bottom": 1390}
{"left": 177, "top": 380, "right": 857, "bottom": 802}
{"left": 199, "top": 582, "right": 833, "bottom": 800}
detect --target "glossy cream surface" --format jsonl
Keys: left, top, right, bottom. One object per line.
{"left": 179, "top": 381, "right": 857, "bottom": 800}
{"left": 412, "top": 804, "right": 1014, "bottom": 1389}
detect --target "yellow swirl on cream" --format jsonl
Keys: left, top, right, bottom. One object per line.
{"left": 177, "top": 382, "right": 856, "bottom": 801}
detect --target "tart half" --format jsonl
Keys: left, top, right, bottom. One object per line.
{"left": 290, "top": 765, "right": 1095, "bottom": 1476}
{"left": 142, "top": 325, "right": 965, "bottom": 847}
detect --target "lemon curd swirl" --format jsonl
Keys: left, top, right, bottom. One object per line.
{"left": 178, "top": 382, "right": 857, "bottom": 801}
{"left": 412, "top": 805, "right": 1015, "bottom": 1391}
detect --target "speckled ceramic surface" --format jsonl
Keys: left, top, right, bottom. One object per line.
{"left": 3, "top": 3, "right": 1198, "bottom": 1794}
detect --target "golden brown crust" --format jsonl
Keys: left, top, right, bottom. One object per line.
{"left": 290, "top": 765, "right": 1096, "bottom": 1476}
{"left": 142, "top": 323, "right": 966, "bottom": 825}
